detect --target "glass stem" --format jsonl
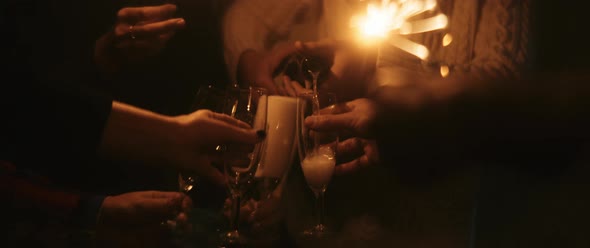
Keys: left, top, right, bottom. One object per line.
{"left": 231, "top": 194, "right": 241, "bottom": 232}
{"left": 315, "top": 189, "right": 326, "bottom": 229}
{"left": 312, "top": 75, "right": 318, "bottom": 95}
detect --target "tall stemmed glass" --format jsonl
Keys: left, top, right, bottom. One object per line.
{"left": 219, "top": 86, "right": 268, "bottom": 246}
{"left": 163, "top": 85, "right": 226, "bottom": 234}
{"left": 180, "top": 85, "right": 226, "bottom": 198}
{"left": 296, "top": 91, "right": 338, "bottom": 238}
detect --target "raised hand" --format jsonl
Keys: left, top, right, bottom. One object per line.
{"left": 95, "top": 4, "right": 186, "bottom": 73}
{"left": 236, "top": 42, "right": 298, "bottom": 95}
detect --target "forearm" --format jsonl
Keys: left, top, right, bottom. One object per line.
{"left": 98, "top": 101, "right": 183, "bottom": 168}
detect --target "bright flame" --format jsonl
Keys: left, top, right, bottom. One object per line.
{"left": 358, "top": 4, "right": 397, "bottom": 38}
{"left": 350, "top": 0, "right": 402, "bottom": 44}
{"left": 351, "top": 0, "right": 448, "bottom": 60}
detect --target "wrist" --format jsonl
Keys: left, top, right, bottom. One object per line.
{"left": 163, "top": 114, "right": 193, "bottom": 166}
{"left": 154, "top": 114, "right": 188, "bottom": 167}
{"left": 72, "top": 195, "right": 106, "bottom": 230}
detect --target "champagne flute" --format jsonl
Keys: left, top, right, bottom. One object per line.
{"left": 219, "top": 86, "right": 268, "bottom": 246}
{"left": 179, "top": 84, "right": 226, "bottom": 205}
{"left": 296, "top": 91, "right": 338, "bottom": 238}
{"left": 164, "top": 85, "right": 226, "bottom": 239}
{"left": 243, "top": 95, "right": 298, "bottom": 246}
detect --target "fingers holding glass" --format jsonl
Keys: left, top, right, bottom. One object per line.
{"left": 334, "top": 138, "right": 380, "bottom": 175}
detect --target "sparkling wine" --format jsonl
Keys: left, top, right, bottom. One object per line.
{"left": 301, "top": 153, "right": 335, "bottom": 191}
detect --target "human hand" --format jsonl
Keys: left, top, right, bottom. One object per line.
{"left": 222, "top": 196, "right": 284, "bottom": 234}
{"left": 282, "top": 77, "right": 313, "bottom": 97}
{"left": 173, "top": 109, "right": 266, "bottom": 186}
{"left": 99, "top": 191, "right": 192, "bottom": 228}
{"left": 304, "top": 98, "right": 379, "bottom": 138}
{"left": 100, "top": 103, "right": 265, "bottom": 188}
{"left": 304, "top": 98, "right": 380, "bottom": 174}
{"left": 246, "top": 196, "right": 284, "bottom": 234}
{"left": 295, "top": 39, "right": 377, "bottom": 101}
{"left": 236, "top": 42, "right": 298, "bottom": 95}
{"left": 94, "top": 4, "right": 185, "bottom": 73}
{"left": 334, "top": 137, "right": 380, "bottom": 175}
{"left": 96, "top": 191, "right": 192, "bottom": 247}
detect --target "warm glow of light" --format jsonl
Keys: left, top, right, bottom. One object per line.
{"left": 442, "top": 33, "right": 453, "bottom": 47}
{"left": 399, "top": 14, "right": 448, "bottom": 35}
{"left": 389, "top": 36, "right": 429, "bottom": 60}
{"left": 350, "top": 0, "right": 448, "bottom": 60}
{"left": 350, "top": 0, "right": 401, "bottom": 44}
{"left": 424, "top": 0, "right": 437, "bottom": 11}
{"left": 440, "top": 65, "right": 449, "bottom": 77}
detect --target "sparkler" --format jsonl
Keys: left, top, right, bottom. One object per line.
{"left": 350, "top": 0, "right": 449, "bottom": 60}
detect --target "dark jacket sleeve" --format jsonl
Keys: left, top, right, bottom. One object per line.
{"left": 0, "top": 161, "right": 106, "bottom": 230}
{"left": 0, "top": 0, "right": 113, "bottom": 172}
